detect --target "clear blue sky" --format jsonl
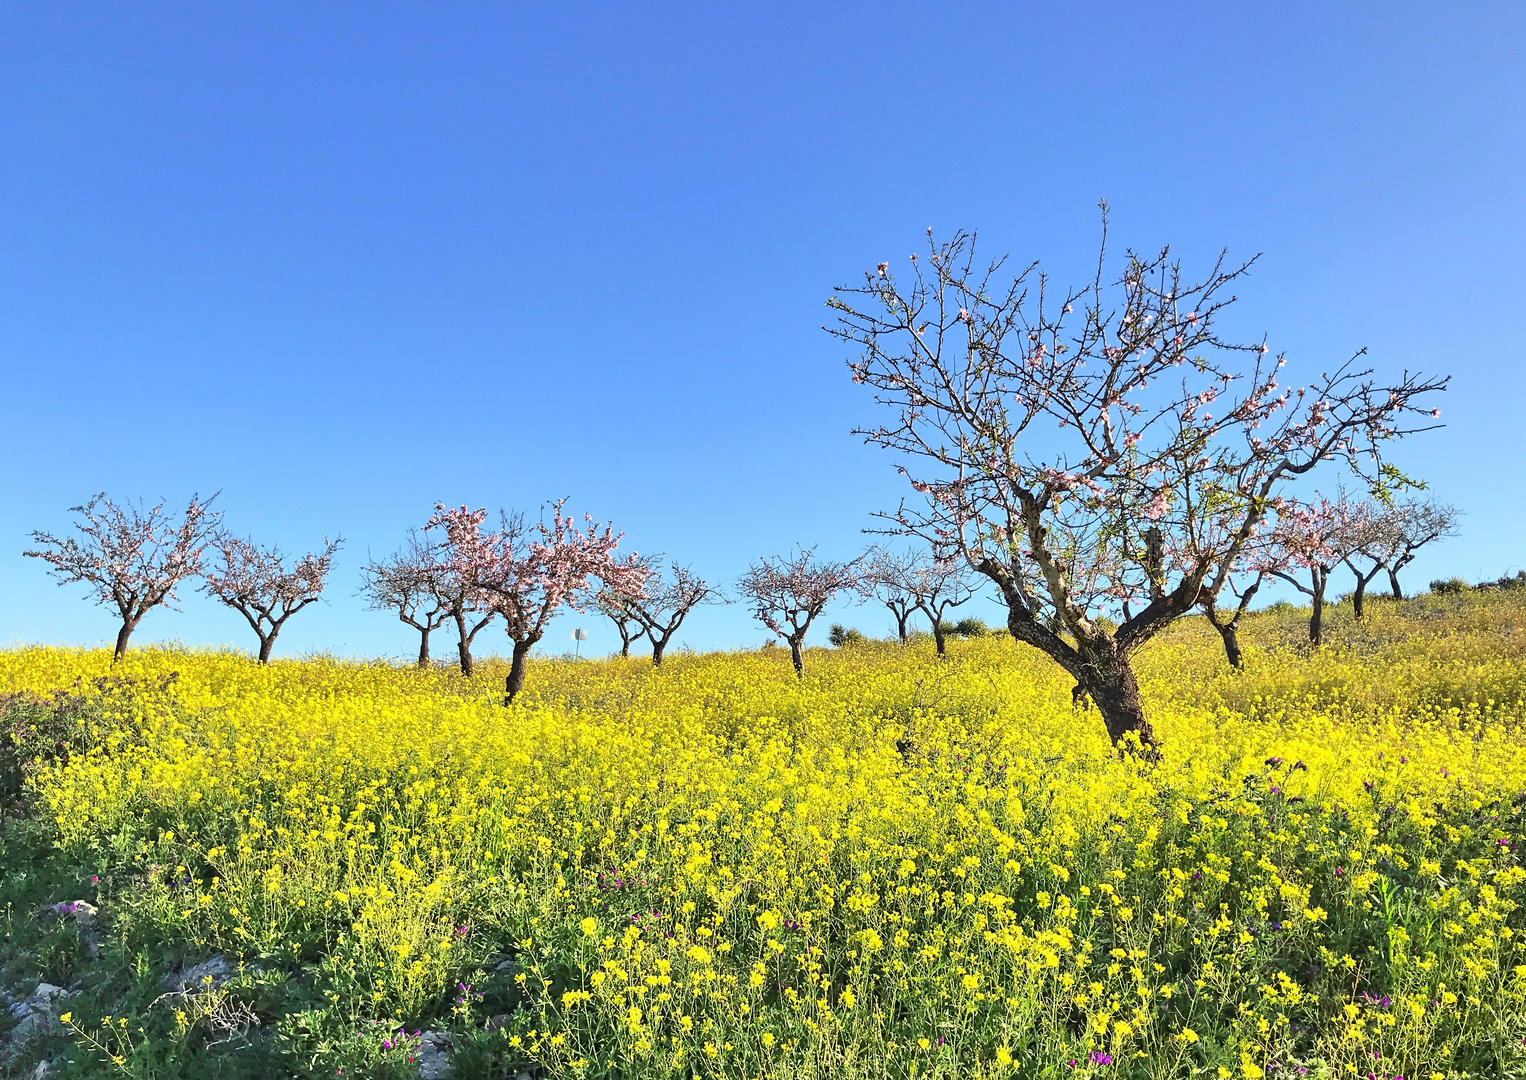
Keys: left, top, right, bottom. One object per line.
{"left": 2, "top": 3, "right": 1522, "bottom": 660}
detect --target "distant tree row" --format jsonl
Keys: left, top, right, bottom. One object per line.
{"left": 25, "top": 212, "right": 1472, "bottom": 739}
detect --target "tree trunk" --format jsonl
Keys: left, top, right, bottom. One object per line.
{"left": 257, "top": 633, "right": 275, "bottom": 663}
{"left": 112, "top": 618, "right": 138, "bottom": 662}
{"left": 1200, "top": 604, "right": 1242, "bottom": 669}
{"left": 652, "top": 639, "right": 667, "bottom": 666}
{"left": 896, "top": 612, "right": 909, "bottom": 644}
{"left": 1309, "top": 568, "right": 1327, "bottom": 646}
{"left": 504, "top": 639, "right": 533, "bottom": 704}
{"left": 788, "top": 637, "right": 805, "bottom": 677}
{"left": 1389, "top": 567, "right": 1403, "bottom": 600}
{"left": 458, "top": 637, "right": 474, "bottom": 677}
{"left": 619, "top": 635, "right": 631, "bottom": 658}
{"left": 932, "top": 621, "right": 947, "bottom": 656}
{"left": 417, "top": 628, "right": 431, "bottom": 668}
{"left": 1074, "top": 646, "right": 1156, "bottom": 750}
{"left": 1352, "top": 576, "right": 1366, "bottom": 620}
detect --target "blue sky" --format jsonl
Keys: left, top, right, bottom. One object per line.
{"left": 1, "top": 3, "right": 1522, "bottom": 660}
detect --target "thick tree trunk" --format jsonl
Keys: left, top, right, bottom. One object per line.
{"left": 113, "top": 618, "right": 138, "bottom": 662}
{"left": 788, "top": 637, "right": 805, "bottom": 677}
{"left": 932, "top": 621, "right": 947, "bottom": 656}
{"left": 896, "top": 612, "right": 909, "bottom": 645}
{"left": 1389, "top": 568, "right": 1403, "bottom": 600}
{"left": 458, "top": 638, "right": 474, "bottom": 677}
{"left": 504, "top": 639, "right": 533, "bottom": 704}
{"left": 257, "top": 633, "right": 276, "bottom": 664}
{"left": 417, "top": 628, "right": 431, "bottom": 668}
{"left": 652, "top": 639, "right": 667, "bottom": 666}
{"left": 1309, "top": 568, "right": 1327, "bottom": 646}
{"left": 619, "top": 636, "right": 631, "bottom": 658}
{"left": 1352, "top": 576, "right": 1367, "bottom": 620}
{"left": 1074, "top": 646, "right": 1156, "bottom": 750}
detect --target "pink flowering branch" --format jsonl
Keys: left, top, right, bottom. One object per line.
{"left": 25, "top": 493, "right": 221, "bottom": 661}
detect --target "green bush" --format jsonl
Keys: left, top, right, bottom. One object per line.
{"left": 1430, "top": 577, "right": 1469, "bottom": 595}
{"left": 828, "top": 624, "right": 868, "bottom": 647}
{"left": 951, "top": 617, "right": 990, "bottom": 638}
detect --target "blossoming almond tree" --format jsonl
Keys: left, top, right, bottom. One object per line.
{"left": 629, "top": 561, "right": 717, "bottom": 665}
{"left": 429, "top": 500, "right": 646, "bottom": 703}
{"left": 1350, "top": 498, "right": 1461, "bottom": 601}
{"left": 1265, "top": 495, "right": 1369, "bottom": 646}
{"left": 202, "top": 533, "right": 343, "bottom": 662}
{"left": 738, "top": 548, "right": 860, "bottom": 676}
{"left": 25, "top": 493, "right": 221, "bottom": 661}
{"left": 595, "top": 571, "right": 650, "bottom": 658}
{"left": 359, "top": 531, "right": 453, "bottom": 667}
{"left": 828, "top": 213, "right": 1446, "bottom": 747}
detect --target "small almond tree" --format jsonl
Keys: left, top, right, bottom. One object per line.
{"left": 1374, "top": 499, "right": 1461, "bottom": 600}
{"left": 421, "top": 507, "right": 500, "bottom": 676}
{"left": 429, "top": 500, "right": 647, "bottom": 703}
{"left": 1265, "top": 496, "right": 1366, "bottom": 646}
{"left": 202, "top": 534, "right": 343, "bottom": 662}
{"left": 738, "top": 548, "right": 860, "bottom": 676}
{"left": 630, "top": 562, "right": 717, "bottom": 665}
{"left": 360, "top": 531, "right": 452, "bottom": 667}
{"left": 595, "top": 575, "right": 649, "bottom": 658}
{"left": 829, "top": 216, "right": 1446, "bottom": 747}
{"left": 861, "top": 547, "right": 922, "bottom": 644}
{"left": 911, "top": 556, "right": 976, "bottom": 656}
{"left": 25, "top": 493, "right": 221, "bottom": 661}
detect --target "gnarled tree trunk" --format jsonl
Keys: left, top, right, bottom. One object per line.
{"left": 113, "top": 618, "right": 139, "bottom": 663}
{"left": 932, "top": 620, "right": 947, "bottom": 656}
{"left": 788, "top": 636, "right": 805, "bottom": 677}
{"left": 1203, "top": 605, "right": 1243, "bottom": 669}
{"left": 1072, "top": 643, "right": 1157, "bottom": 749}
{"left": 257, "top": 633, "right": 276, "bottom": 664}
{"left": 417, "top": 628, "right": 431, "bottom": 668}
{"left": 1389, "top": 567, "right": 1403, "bottom": 600}
{"left": 504, "top": 639, "right": 534, "bottom": 704}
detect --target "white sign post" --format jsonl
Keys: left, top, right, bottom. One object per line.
{"left": 572, "top": 627, "right": 588, "bottom": 658}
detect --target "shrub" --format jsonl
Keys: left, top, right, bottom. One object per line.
{"left": 828, "top": 624, "right": 867, "bottom": 647}
{"left": 1430, "top": 576, "right": 1469, "bottom": 595}
{"left": 951, "top": 617, "right": 990, "bottom": 637}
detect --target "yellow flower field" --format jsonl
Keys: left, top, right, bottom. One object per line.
{"left": 4, "top": 592, "right": 1526, "bottom": 1078}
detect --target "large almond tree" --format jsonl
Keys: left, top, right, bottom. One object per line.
{"left": 828, "top": 216, "right": 1445, "bottom": 748}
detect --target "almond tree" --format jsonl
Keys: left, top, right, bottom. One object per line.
{"left": 422, "top": 507, "right": 501, "bottom": 676}
{"left": 202, "top": 533, "right": 343, "bottom": 662}
{"left": 360, "top": 531, "right": 453, "bottom": 667}
{"left": 829, "top": 215, "right": 1446, "bottom": 747}
{"left": 630, "top": 561, "right": 717, "bottom": 665}
{"left": 861, "top": 547, "right": 922, "bottom": 644}
{"left": 738, "top": 548, "right": 860, "bottom": 676}
{"left": 1264, "top": 496, "right": 1366, "bottom": 645}
{"left": 429, "top": 500, "right": 647, "bottom": 703}
{"left": 595, "top": 576, "right": 649, "bottom": 658}
{"left": 25, "top": 493, "right": 221, "bottom": 661}
{"left": 1376, "top": 499, "right": 1461, "bottom": 600}
{"left": 911, "top": 556, "right": 976, "bottom": 656}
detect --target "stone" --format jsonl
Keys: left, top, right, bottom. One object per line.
{"left": 485, "top": 1013, "right": 512, "bottom": 1032}
{"left": 6, "top": 984, "right": 73, "bottom": 1047}
{"left": 30, "top": 1059, "right": 55, "bottom": 1078}
{"left": 49, "top": 901, "right": 98, "bottom": 927}
{"left": 415, "top": 1030, "right": 455, "bottom": 1079}
{"left": 162, "top": 954, "right": 237, "bottom": 992}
